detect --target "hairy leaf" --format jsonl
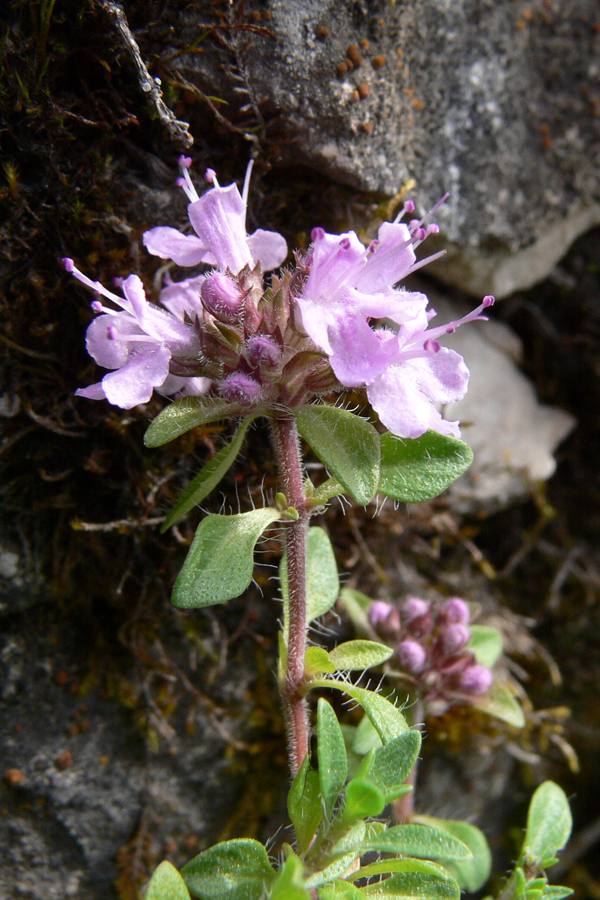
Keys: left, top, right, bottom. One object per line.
{"left": 329, "top": 640, "right": 393, "bottom": 671}
{"left": 296, "top": 405, "right": 381, "bottom": 505}
{"left": 269, "top": 854, "right": 311, "bottom": 900}
{"left": 413, "top": 816, "right": 491, "bottom": 892}
{"left": 317, "top": 699, "right": 348, "bottom": 818}
{"left": 288, "top": 755, "right": 324, "bottom": 855}
{"left": 144, "top": 397, "right": 245, "bottom": 447}
{"left": 471, "top": 681, "right": 525, "bottom": 728}
{"left": 145, "top": 861, "right": 191, "bottom": 900}
{"left": 172, "top": 508, "right": 280, "bottom": 608}
{"left": 162, "top": 417, "right": 257, "bottom": 530}
{"left": 522, "top": 782, "right": 572, "bottom": 867}
{"left": 468, "top": 625, "right": 503, "bottom": 668}
{"left": 181, "top": 839, "right": 275, "bottom": 900}
{"left": 363, "top": 823, "right": 472, "bottom": 860}
{"left": 378, "top": 431, "right": 473, "bottom": 503}
{"left": 370, "top": 731, "right": 421, "bottom": 802}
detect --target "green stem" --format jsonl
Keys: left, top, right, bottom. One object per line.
{"left": 271, "top": 412, "right": 311, "bottom": 777}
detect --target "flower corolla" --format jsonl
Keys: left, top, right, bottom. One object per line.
{"left": 62, "top": 260, "right": 209, "bottom": 408}
{"left": 297, "top": 204, "right": 494, "bottom": 439}
{"left": 143, "top": 157, "right": 287, "bottom": 274}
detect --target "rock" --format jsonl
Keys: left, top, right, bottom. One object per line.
{"left": 426, "top": 292, "right": 577, "bottom": 510}
{"left": 165, "top": 0, "right": 600, "bottom": 294}
{"left": 0, "top": 534, "right": 45, "bottom": 618}
{"left": 0, "top": 610, "right": 282, "bottom": 899}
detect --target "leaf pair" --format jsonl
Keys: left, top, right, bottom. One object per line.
{"left": 298, "top": 406, "right": 473, "bottom": 507}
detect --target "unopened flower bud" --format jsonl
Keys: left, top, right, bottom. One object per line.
{"left": 369, "top": 601, "right": 401, "bottom": 634}
{"left": 200, "top": 273, "right": 244, "bottom": 324}
{"left": 396, "top": 640, "right": 427, "bottom": 674}
{"left": 441, "top": 597, "right": 470, "bottom": 625}
{"left": 219, "top": 373, "right": 262, "bottom": 406}
{"left": 440, "top": 623, "right": 471, "bottom": 656}
{"left": 459, "top": 664, "right": 493, "bottom": 696}
{"left": 402, "top": 596, "right": 429, "bottom": 625}
{"left": 246, "top": 335, "right": 282, "bottom": 368}
{"left": 369, "top": 600, "right": 394, "bottom": 626}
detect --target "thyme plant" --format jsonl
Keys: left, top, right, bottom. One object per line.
{"left": 64, "top": 159, "right": 573, "bottom": 900}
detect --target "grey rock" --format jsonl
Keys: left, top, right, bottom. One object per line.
{"left": 428, "top": 293, "right": 577, "bottom": 509}
{"left": 0, "top": 613, "right": 279, "bottom": 899}
{"left": 0, "top": 536, "right": 45, "bottom": 618}
{"left": 167, "top": 0, "right": 600, "bottom": 294}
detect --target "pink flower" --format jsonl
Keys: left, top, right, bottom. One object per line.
{"left": 296, "top": 198, "right": 494, "bottom": 439}
{"left": 143, "top": 159, "right": 287, "bottom": 274}
{"left": 364, "top": 298, "right": 494, "bottom": 439}
{"left": 63, "top": 260, "right": 209, "bottom": 409}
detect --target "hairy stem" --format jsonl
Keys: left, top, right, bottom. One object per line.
{"left": 271, "top": 413, "right": 311, "bottom": 777}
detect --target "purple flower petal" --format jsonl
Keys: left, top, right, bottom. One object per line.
{"left": 410, "top": 348, "right": 470, "bottom": 405}
{"left": 367, "top": 366, "right": 435, "bottom": 438}
{"left": 187, "top": 184, "right": 253, "bottom": 274}
{"left": 101, "top": 345, "right": 172, "bottom": 408}
{"left": 75, "top": 381, "right": 106, "bottom": 401}
{"left": 159, "top": 276, "right": 206, "bottom": 321}
{"left": 247, "top": 229, "right": 288, "bottom": 271}
{"left": 354, "top": 222, "right": 415, "bottom": 293}
{"left": 143, "top": 227, "right": 210, "bottom": 266}
{"left": 328, "top": 316, "right": 396, "bottom": 387}
{"left": 85, "top": 314, "right": 132, "bottom": 369}
{"left": 122, "top": 275, "right": 200, "bottom": 353}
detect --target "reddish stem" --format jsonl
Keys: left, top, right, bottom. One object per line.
{"left": 271, "top": 413, "right": 311, "bottom": 776}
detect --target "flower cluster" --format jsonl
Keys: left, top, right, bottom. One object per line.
{"left": 369, "top": 595, "right": 493, "bottom": 711}
{"left": 64, "top": 157, "right": 493, "bottom": 438}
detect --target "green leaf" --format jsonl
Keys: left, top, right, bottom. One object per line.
{"left": 309, "top": 682, "right": 408, "bottom": 744}
{"left": 280, "top": 526, "right": 339, "bottom": 638}
{"left": 471, "top": 681, "right": 525, "bottom": 728}
{"left": 145, "top": 861, "right": 191, "bottom": 900}
{"left": 540, "top": 887, "right": 574, "bottom": 899}
{"left": 181, "top": 839, "right": 275, "bottom": 900}
{"left": 329, "top": 641, "right": 393, "bottom": 671}
{"left": 352, "top": 715, "right": 383, "bottom": 756}
{"left": 288, "top": 755, "right": 324, "bottom": 855}
{"left": 338, "top": 587, "right": 375, "bottom": 637}
{"left": 468, "top": 625, "right": 503, "bottom": 668}
{"left": 378, "top": 431, "right": 473, "bottom": 503}
{"left": 296, "top": 405, "right": 381, "bottom": 505}
{"left": 349, "top": 858, "right": 453, "bottom": 884}
{"left": 343, "top": 777, "right": 386, "bottom": 821}
{"left": 305, "top": 647, "right": 336, "bottom": 677}
{"left": 317, "top": 699, "right": 348, "bottom": 818}
{"left": 362, "top": 868, "right": 460, "bottom": 900}
{"left": 311, "top": 477, "right": 346, "bottom": 506}
{"left": 305, "top": 822, "right": 365, "bottom": 889}
{"left": 269, "top": 854, "right": 311, "bottom": 900}
{"left": 144, "top": 397, "right": 245, "bottom": 447}
{"left": 317, "top": 881, "right": 364, "bottom": 900}
{"left": 413, "top": 817, "right": 491, "bottom": 892}
{"left": 172, "top": 508, "right": 280, "bottom": 608}
{"left": 363, "top": 823, "right": 472, "bottom": 860}
{"left": 162, "top": 417, "right": 257, "bottom": 530}
{"left": 522, "top": 782, "right": 572, "bottom": 867}
{"left": 369, "top": 731, "right": 421, "bottom": 802}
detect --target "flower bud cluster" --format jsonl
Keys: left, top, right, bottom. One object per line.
{"left": 187, "top": 262, "right": 342, "bottom": 408}
{"left": 368, "top": 595, "right": 493, "bottom": 710}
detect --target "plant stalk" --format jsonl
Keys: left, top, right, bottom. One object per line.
{"left": 271, "top": 412, "right": 311, "bottom": 777}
